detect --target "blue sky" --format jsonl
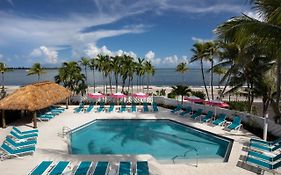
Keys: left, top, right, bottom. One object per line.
{"left": 0, "top": 0, "right": 253, "bottom": 68}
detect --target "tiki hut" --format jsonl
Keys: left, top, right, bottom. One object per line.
{"left": 0, "top": 81, "right": 71, "bottom": 128}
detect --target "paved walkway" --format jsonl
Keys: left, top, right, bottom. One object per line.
{"left": 0, "top": 106, "right": 278, "bottom": 175}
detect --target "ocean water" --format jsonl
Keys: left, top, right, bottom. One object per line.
{"left": 2, "top": 68, "right": 220, "bottom": 86}
{"left": 70, "top": 119, "right": 231, "bottom": 161}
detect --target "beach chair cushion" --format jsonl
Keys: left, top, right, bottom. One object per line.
{"left": 49, "top": 161, "right": 70, "bottom": 175}
{"left": 93, "top": 161, "right": 109, "bottom": 175}
{"left": 12, "top": 127, "right": 38, "bottom": 135}
{"left": 74, "top": 161, "right": 92, "bottom": 175}
{"left": 136, "top": 161, "right": 149, "bottom": 175}
{"left": 30, "top": 161, "right": 53, "bottom": 175}
{"left": 5, "top": 137, "right": 37, "bottom": 148}
{"left": 118, "top": 161, "right": 131, "bottom": 175}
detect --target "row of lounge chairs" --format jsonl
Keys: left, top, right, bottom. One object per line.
{"left": 75, "top": 102, "right": 159, "bottom": 113}
{"left": 171, "top": 104, "right": 243, "bottom": 131}
{"left": 1, "top": 127, "right": 38, "bottom": 160}
{"left": 245, "top": 137, "right": 281, "bottom": 173}
{"left": 37, "top": 106, "right": 65, "bottom": 121}
{"left": 29, "top": 160, "right": 149, "bottom": 175}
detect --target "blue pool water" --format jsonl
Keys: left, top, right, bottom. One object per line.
{"left": 70, "top": 120, "right": 232, "bottom": 161}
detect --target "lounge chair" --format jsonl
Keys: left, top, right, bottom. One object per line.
{"left": 0, "top": 142, "right": 35, "bottom": 159}
{"left": 118, "top": 161, "right": 132, "bottom": 175}
{"left": 179, "top": 106, "right": 192, "bottom": 116}
{"left": 250, "top": 137, "right": 281, "bottom": 147}
{"left": 49, "top": 161, "right": 70, "bottom": 175}
{"left": 250, "top": 141, "right": 281, "bottom": 152}
{"left": 120, "top": 102, "right": 127, "bottom": 112}
{"left": 143, "top": 102, "right": 149, "bottom": 112}
{"left": 74, "top": 161, "right": 92, "bottom": 175}
{"left": 12, "top": 127, "right": 38, "bottom": 135}
{"left": 152, "top": 102, "right": 158, "bottom": 112}
{"left": 108, "top": 102, "right": 115, "bottom": 112}
{"left": 131, "top": 103, "right": 137, "bottom": 112}
{"left": 226, "top": 116, "right": 242, "bottom": 131}
{"left": 190, "top": 109, "right": 203, "bottom": 120}
{"left": 97, "top": 102, "right": 105, "bottom": 112}
{"left": 212, "top": 113, "right": 227, "bottom": 126}
{"left": 37, "top": 115, "right": 54, "bottom": 121}
{"left": 50, "top": 106, "right": 65, "bottom": 111}
{"left": 74, "top": 102, "right": 84, "bottom": 113}
{"left": 248, "top": 150, "right": 281, "bottom": 162}
{"left": 201, "top": 111, "right": 214, "bottom": 122}
{"left": 5, "top": 137, "right": 37, "bottom": 148}
{"left": 86, "top": 102, "right": 94, "bottom": 113}
{"left": 170, "top": 104, "right": 182, "bottom": 113}
{"left": 136, "top": 161, "right": 149, "bottom": 175}
{"left": 92, "top": 161, "right": 109, "bottom": 175}
{"left": 29, "top": 161, "right": 53, "bottom": 175}
{"left": 9, "top": 130, "right": 38, "bottom": 140}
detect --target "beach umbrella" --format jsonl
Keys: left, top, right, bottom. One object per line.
{"left": 111, "top": 92, "right": 127, "bottom": 105}
{"left": 205, "top": 100, "right": 229, "bottom": 116}
{"left": 88, "top": 92, "right": 105, "bottom": 99}
{"left": 132, "top": 92, "right": 149, "bottom": 104}
{"left": 184, "top": 96, "right": 205, "bottom": 111}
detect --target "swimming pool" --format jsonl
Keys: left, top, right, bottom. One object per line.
{"left": 70, "top": 119, "right": 232, "bottom": 162}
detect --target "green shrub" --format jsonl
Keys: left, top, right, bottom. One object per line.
{"left": 168, "top": 91, "right": 176, "bottom": 99}
{"left": 228, "top": 101, "right": 258, "bottom": 115}
{"left": 191, "top": 91, "right": 206, "bottom": 99}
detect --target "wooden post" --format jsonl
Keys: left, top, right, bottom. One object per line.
{"left": 33, "top": 111, "right": 37, "bottom": 128}
{"left": 2, "top": 110, "right": 6, "bottom": 128}
{"left": 66, "top": 98, "right": 69, "bottom": 109}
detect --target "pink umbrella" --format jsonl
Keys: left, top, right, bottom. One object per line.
{"left": 184, "top": 96, "right": 205, "bottom": 103}
{"left": 88, "top": 92, "right": 105, "bottom": 99}
{"left": 205, "top": 100, "right": 229, "bottom": 108}
{"left": 132, "top": 92, "right": 149, "bottom": 98}
{"left": 111, "top": 92, "right": 127, "bottom": 99}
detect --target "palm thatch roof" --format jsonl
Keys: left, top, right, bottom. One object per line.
{"left": 0, "top": 81, "right": 71, "bottom": 111}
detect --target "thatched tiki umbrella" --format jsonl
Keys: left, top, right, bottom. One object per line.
{"left": 0, "top": 81, "right": 71, "bottom": 128}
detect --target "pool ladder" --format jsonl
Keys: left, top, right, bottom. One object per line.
{"left": 61, "top": 126, "right": 71, "bottom": 138}
{"left": 172, "top": 148, "right": 199, "bottom": 167}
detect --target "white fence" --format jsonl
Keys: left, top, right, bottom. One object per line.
{"left": 153, "top": 96, "right": 281, "bottom": 137}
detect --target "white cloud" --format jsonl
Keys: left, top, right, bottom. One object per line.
{"left": 145, "top": 51, "right": 155, "bottom": 61}
{"left": 162, "top": 55, "right": 188, "bottom": 65}
{"left": 30, "top": 46, "right": 58, "bottom": 64}
{"left": 191, "top": 37, "right": 212, "bottom": 42}
{"left": 0, "top": 54, "right": 3, "bottom": 59}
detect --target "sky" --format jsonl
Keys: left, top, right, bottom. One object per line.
{"left": 0, "top": 0, "right": 255, "bottom": 68}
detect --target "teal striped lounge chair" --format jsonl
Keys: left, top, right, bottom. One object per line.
{"left": 49, "top": 161, "right": 70, "bottom": 175}
{"left": 201, "top": 111, "right": 214, "bottom": 122}
{"left": 250, "top": 141, "right": 281, "bottom": 152}
{"left": 248, "top": 150, "right": 281, "bottom": 162}
{"left": 190, "top": 109, "right": 203, "bottom": 120}
{"left": 108, "top": 102, "right": 115, "bottom": 112}
{"left": 152, "top": 102, "right": 158, "bottom": 112}
{"left": 212, "top": 113, "right": 227, "bottom": 126}
{"left": 37, "top": 114, "right": 54, "bottom": 121}
{"left": 93, "top": 161, "right": 109, "bottom": 175}
{"left": 250, "top": 137, "right": 281, "bottom": 147}
{"left": 12, "top": 127, "right": 38, "bottom": 135}
{"left": 118, "top": 161, "right": 132, "bottom": 175}
{"left": 74, "top": 102, "right": 84, "bottom": 113}
{"left": 9, "top": 130, "right": 38, "bottom": 140}
{"left": 120, "top": 102, "right": 127, "bottom": 112}
{"left": 29, "top": 161, "right": 53, "bottom": 175}
{"left": 246, "top": 151, "right": 281, "bottom": 173}
{"left": 131, "top": 103, "right": 137, "bottom": 112}
{"left": 74, "top": 161, "right": 92, "bottom": 175}
{"left": 179, "top": 106, "right": 192, "bottom": 116}
{"left": 97, "top": 102, "right": 105, "bottom": 112}
{"left": 143, "top": 102, "right": 149, "bottom": 112}
{"left": 0, "top": 142, "right": 35, "bottom": 159}
{"left": 136, "top": 161, "right": 149, "bottom": 175}
{"left": 226, "top": 116, "right": 242, "bottom": 131}
{"left": 86, "top": 102, "right": 94, "bottom": 113}
{"left": 170, "top": 104, "right": 182, "bottom": 113}
{"left": 5, "top": 137, "right": 37, "bottom": 148}
{"left": 50, "top": 106, "right": 65, "bottom": 111}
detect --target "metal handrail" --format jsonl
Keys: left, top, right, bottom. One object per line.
{"left": 172, "top": 148, "right": 199, "bottom": 167}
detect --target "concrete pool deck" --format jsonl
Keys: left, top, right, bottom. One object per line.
{"left": 0, "top": 106, "right": 279, "bottom": 175}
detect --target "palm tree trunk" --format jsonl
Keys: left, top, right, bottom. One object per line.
{"left": 109, "top": 73, "right": 112, "bottom": 94}
{"left": 146, "top": 74, "right": 149, "bottom": 93}
{"left": 93, "top": 70, "right": 96, "bottom": 93}
{"left": 38, "top": 74, "right": 40, "bottom": 82}
{"left": 211, "top": 60, "right": 214, "bottom": 100}
{"left": 276, "top": 59, "right": 281, "bottom": 105}
{"left": 1, "top": 72, "right": 4, "bottom": 89}
{"left": 115, "top": 73, "right": 118, "bottom": 93}
{"left": 182, "top": 73, "right": 184, "bottom": 85}
{"left": 200, "top": 60, "right": 210, "bottom": 100}
{"left": 128, "top": 77, "right": 130, "bottom": 92}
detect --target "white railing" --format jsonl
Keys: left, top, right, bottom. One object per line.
{"left": 153, "top": 96, "right": 281, "bottom": 137}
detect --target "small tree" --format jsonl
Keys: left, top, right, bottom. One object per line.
{"left": 27, "top": 63, "right": 47, "bottom": 82}
{"left": 176, "top": 62, "right": 188, "bottom": 85}
{"left": 171, "top": 85, "right": 192, "bottom": 104}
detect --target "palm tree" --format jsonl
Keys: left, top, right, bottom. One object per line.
{"left": 0, "top": 62, "right": 11, "bottom": 91}
{"left": 212, "top": 66, "right": 227, "bottom": 89}
{"left": 171, "top": 85, "right": 192, "bottom": 104}
{"left": 27, "top": 63, "right": 47, "bottom": 82}
{"left": 136, "top": 58, "right": 145, "bottom": 92}
{"left": 215, "top": 0, "right": 281, "bottom": 119}
{"left": 89, "top": 58, "right": 96, "bottom": 92}
{"left": 190, "top": 42, "right": 210, "bottom": 100}
{"left": 54, "top": 61, "right": 86, "bottom": 95}
{"left": 95, "top": 54, "right": 107, "bottom": 93}
{"left": 79, "top": 57, "right": 90, "bottom": 86}
{"left": 176, "top": 62, "right": 188, "bottom": 85}
{"left": 144, "top": 61, "right": 155, "bottom": 93}
{"left": 112, "top": 55, "right": 121, "bottom": 93}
